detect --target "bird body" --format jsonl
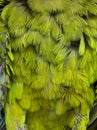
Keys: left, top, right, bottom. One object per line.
{"left": 0, "top": 0, "right": 97, "bottom": 130}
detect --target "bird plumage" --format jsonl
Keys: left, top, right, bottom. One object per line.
{"left": 0, "top": 0, "right": 97, "bottom": 130}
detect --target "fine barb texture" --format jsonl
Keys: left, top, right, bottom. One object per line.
{"left": 1, "top": 0, "right": 97, "bottom": 130}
